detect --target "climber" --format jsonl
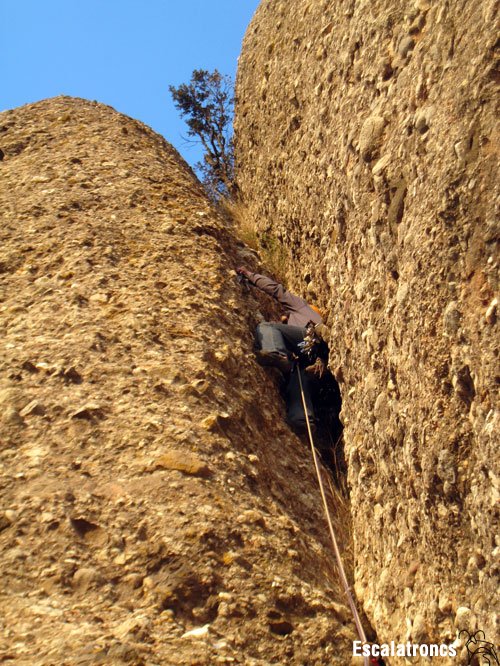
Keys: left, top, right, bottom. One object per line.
{"left": 236, "top": 266, "right": 329, "bottom": 431}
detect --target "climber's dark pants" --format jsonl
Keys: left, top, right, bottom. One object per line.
{"left": 255, "top": 322, "right": 316, "bottom": 429}
{"left": 285, "top": 365, "right": 316, "bottom": 430}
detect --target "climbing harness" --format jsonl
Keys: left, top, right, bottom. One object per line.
{"left": 296, "top": 364, "right": 370, "bottom": 666}
{"left": 297, "top": 320, "right": 324, "bottom": 362}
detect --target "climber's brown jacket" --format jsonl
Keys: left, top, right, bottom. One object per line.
{"left": 245, "top": 272, "right": 323, "bottom": 328}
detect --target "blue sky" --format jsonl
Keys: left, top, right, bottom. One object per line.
{"left": 1, "top": 0, "right": 259, "bottom": 168}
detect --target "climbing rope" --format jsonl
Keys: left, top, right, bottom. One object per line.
{"left": 296, "top": 364, "right": 370, "bottom": 666}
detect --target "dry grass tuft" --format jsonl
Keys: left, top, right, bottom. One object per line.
{"left": 220, "top": 197, "right": 289, "bottom": 281}
{"left": 218, "top": 197, "right": 259, "bottom": 251}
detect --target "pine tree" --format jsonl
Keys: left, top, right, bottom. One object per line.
{"left": 169, "top": 69, "right": 237, "bottom": 200}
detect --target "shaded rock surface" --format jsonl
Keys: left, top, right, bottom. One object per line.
{"left": 0, "top": 97, "right": 356, "bottom": 664}
{"left": 235, "top": 0, "right": 499, "bottom": 659}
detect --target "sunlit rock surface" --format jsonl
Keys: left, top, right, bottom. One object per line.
{"left": 0, "top": 97, "right": 356, "bottom": 665}
{"left": 235, "top": 0, "right": 499, "bottom": 658}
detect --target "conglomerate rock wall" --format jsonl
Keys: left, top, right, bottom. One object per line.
{"left": 0, "top": 97, "right": 357, "bottom": 665}
{"left": 235, "top": 0, "right": 499, "bottom": 658}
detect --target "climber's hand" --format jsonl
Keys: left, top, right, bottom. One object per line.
{"left": 236, "top": 266, "right": 251, "bottom": 277}
{"left": 305, "top": 358, "right": 326, "bottom": 378}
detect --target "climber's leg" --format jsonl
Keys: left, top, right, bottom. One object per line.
{"left": 256, "top": 322, "right": 306, "bottom": 353}
{"left": 255, "top": 322, "right": 293, "bottom": 373}
{"left": 275, "top": 324, "right": 307, "bottom": 352}
{"left": 256, "top": 322, "right": 288, "bottom": 354}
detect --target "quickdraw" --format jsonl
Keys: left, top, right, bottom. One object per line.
{"left": 297, "top": 320, "right": 324, "bottom": 362}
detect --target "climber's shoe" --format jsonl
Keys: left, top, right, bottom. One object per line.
{"left": 255, "top": 350, "right": 291, "bottom": 374}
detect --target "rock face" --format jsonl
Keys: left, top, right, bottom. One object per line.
{"left": 0, "top": 97, "right": 356, "bottom": 664}
{"left": 235, "top": 0, "right": 499, "bottom": 657}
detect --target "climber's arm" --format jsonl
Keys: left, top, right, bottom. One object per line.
{"left": 236, "top": 267, "right": 304, "bottom": 312}
{"left": 246, "top": 272, "right": 287, "bottom": 300}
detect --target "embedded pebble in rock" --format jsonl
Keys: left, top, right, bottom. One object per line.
{"left": 358, "top": 115, "right": 386, "bottom": 163}
{"left": 398, "top": 36, "right": 415, "bottom": 58}
{"left": 0, "top": 96, "right": 356, "bottom": 665}
{"left": 443, "top": 301, "right": 462, "bottom": 335}
{"left": 72, "top": 567, "right": 105, "bottom": 593}
{"left": 410, "top": 613, "right": 427, "bottom": 643}
{"left": 454, "top": 606, "right": 475, "bottom": 628}
{"left": 235, "top": 0, "right": 499, "bottom": 660}
{"left": 151, "top": 450, "right": 211, "bottom": 477}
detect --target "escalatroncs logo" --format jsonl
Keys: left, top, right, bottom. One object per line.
{"left": 460, "top": 630, "right": 499, "bottom": 666}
